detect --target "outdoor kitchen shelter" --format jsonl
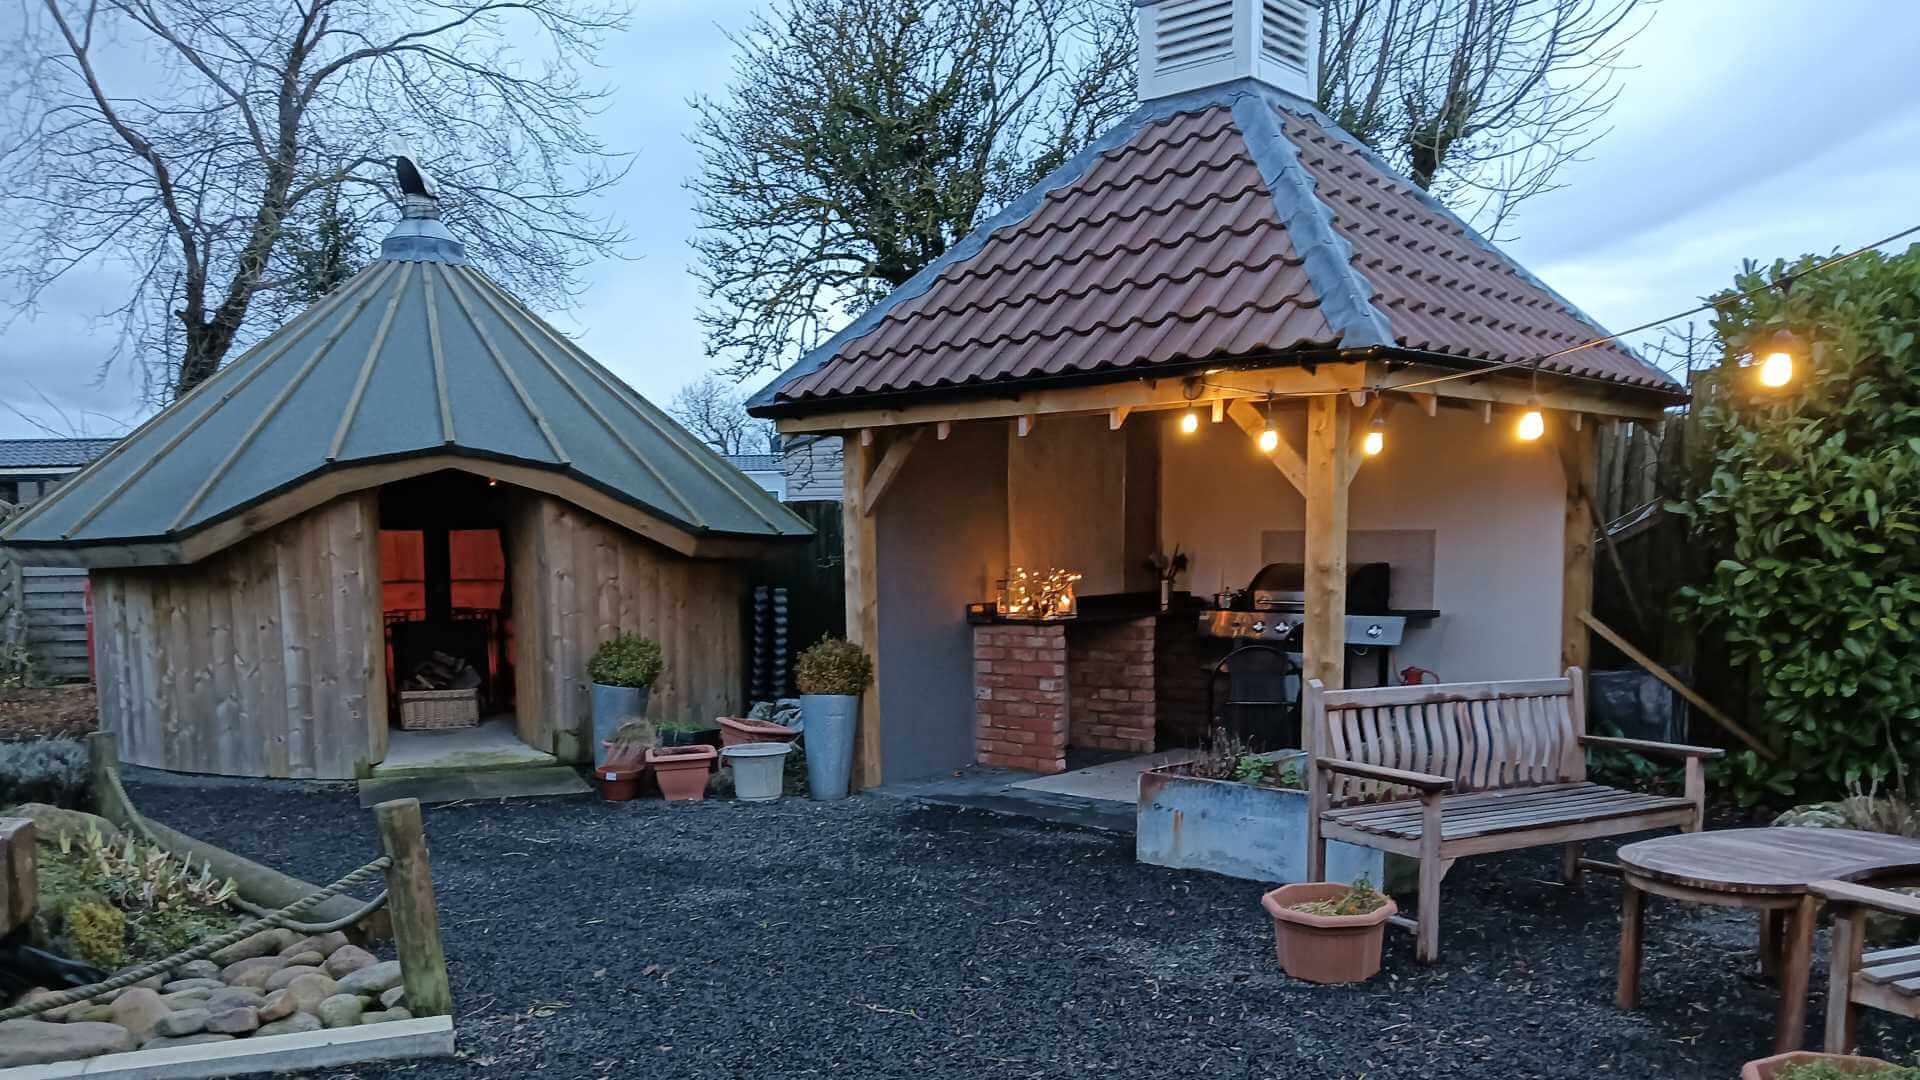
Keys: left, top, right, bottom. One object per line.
{"left": 0, "top": 192, "right": 809, "bottom": 780}
{"left": 748, "top": 0, "right": 1689, "bottom": 790}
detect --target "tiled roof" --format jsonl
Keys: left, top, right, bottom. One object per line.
{"left": 724, "top": 454, "right": 781, "bottom": 472}
{"left": 0, "top": 438, "right": 119, "bottom": 469}
{"left": 756, "top": 81, "right": 1679, "bottom": 410}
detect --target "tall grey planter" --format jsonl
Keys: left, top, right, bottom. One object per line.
{"left": 800, "top": 693, "right": 859, "bottom": 800}
{"left": 590, "top": 683, "right": 650, "bottom": 768}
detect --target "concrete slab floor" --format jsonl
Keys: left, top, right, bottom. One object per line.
{"left": 871, "top": 764, "right": 1138, "bottom": 833}
{"left": 372, "top": 715, "right": 556, "bottom": 777}
{"left": 1009, "top": 748, "right": 1199, "bottom": 802}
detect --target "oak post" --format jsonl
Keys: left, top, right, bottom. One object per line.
{"left": 842, "top": 437, "right": 883, "bottom": 790}
{"left": 1303, "top": 396, "right": 1350, "bottom": 690}
{"left": 1558, "top": 421, "right": 1597, "bottom": 674}
{"left": 374, "top": 798, "right": 451, "bottom": 1018}
{"left": 0, "top": 819, "right": 37, "bottom": 935}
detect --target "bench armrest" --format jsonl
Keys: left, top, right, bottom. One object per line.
{"left": 1316, "top": 757, "right": 1454, "bottom": 794}
{"left": 1811, "top": 878, "right": 1920, "bottom": 919}
{"left": 1578, "top": 735, "right": 1726, "bottom": 761}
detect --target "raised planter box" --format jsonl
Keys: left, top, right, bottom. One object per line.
{"left": 1136, "top": 752, "right": 1413, "bottom": 891}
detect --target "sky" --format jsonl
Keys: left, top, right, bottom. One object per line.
{"left": 3, "top": 0, "right": 1918, "bottom": 438}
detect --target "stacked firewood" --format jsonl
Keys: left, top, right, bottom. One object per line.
{"left": 401, "top": 650, "right": 482, "bottom": 692}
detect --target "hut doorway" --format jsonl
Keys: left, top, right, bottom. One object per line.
{"left": 375, "top": 471, "right": 546, "bottom": 770}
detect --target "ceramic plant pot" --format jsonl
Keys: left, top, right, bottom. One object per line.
{"left": 1260, "top": 882, "right": 1398, "bottom": 985}
{"left": 722, "top": 742, "right": 792, "bottom": 802}
{"left": 647, "top": 744, "right": 718, "bottom": 801}
{"left": 800, "top": 693, "right": 859, "bottom": 800}
{"left": 589, "top": 683, "right": 650, "bottom": 768}
{"left": 718, "top": 715, "right": 799, "bottom": 748}
{"left": 1741, "top": 1052, "right": 1893, "bottom": 1080}
{"left": 596, "top": 766, "right": 642, "bottom": 802}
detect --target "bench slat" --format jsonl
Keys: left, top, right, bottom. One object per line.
{"left": 1325, "top": 785, "right": 1694, "bottom": 842}
{"left": 1865, "top": 944, "right": 1920, "bottom": 966}
{"left": 1864, "top": 958, "right": 1920, "bottom": 985}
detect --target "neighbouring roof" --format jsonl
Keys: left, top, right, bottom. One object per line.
{"left": 753, "top": 80, "right": 1681, "bottom": 412}
{"left": 0, "top": 438, "right": 119, "bottom": 470}
{"left": 723, "top": 454, "right": 782, "bottom": 472}
{"left": 4, "top": 206, "right": 810, "bottom": 557}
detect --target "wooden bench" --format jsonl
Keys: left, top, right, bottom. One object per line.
{"left": 1304, "top": 668, "right": 1723, "bottom": 963}
{"left": 1815, "top": 878, "right": 1920, "bottom": 1055}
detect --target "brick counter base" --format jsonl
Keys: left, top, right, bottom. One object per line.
{"left": 1067, "top": 618, "right": 1156, "bottom": 753}
{"left": 974, "top": 624, "right": 1068, "bottom": 773}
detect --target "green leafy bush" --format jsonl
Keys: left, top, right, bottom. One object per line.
{"left": 1774, "top": 1062, "right": 1920, "bottom": 1080}
{"left": 587, "top": 633, "right": 664, "bottom": 689}
{"left": 0, "top": 738, "right": 90, "bottom": 808}
{"left": 795, "top": 636, "right": 871, "bottom": 696}
{"left": 1670, "top": 246, "right": 1920, "bottom": 804}
{"left": 64, "top": 900, "right": 124, "bottom": 969}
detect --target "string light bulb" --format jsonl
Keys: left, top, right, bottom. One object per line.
{"left": 1179, "top": 409, "right": 1199, "bottom": 435}
{"left": 1516, "top": 401, "right": 1545, "bottom": 442}
{"left": 1758, "top": 328, "right": 1798, "bottom": 388}
{"left": 1362, "top": 415, "right": 1386, "bottom": 456}
{"left": 1255, "top": 393, "right": 1278, "bottom": 453}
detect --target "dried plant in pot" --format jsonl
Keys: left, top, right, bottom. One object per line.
{"left": 1740, "top": 1051, "right": 1902, "bottom": 1080}
{"left": 1259, "top": 876, "right": 1397, "bottom": 985}
{"left": 587, "top": 634, "right": 663, "bottom": 768}
{"left": 794, "top": 637, "right": 872, "bottom": 801}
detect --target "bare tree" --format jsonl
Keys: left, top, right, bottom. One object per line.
{"left": 0, "top": 0, "right": 631, "bottom": 404}
{"left": 689, "top": 0, "right": 1135, "bottom": 380}
{"left": 1317, "top": 0, "right": 1649, "bottom": 238}
{"left": 669, "top": 376, "right": 778, "bottom": 456}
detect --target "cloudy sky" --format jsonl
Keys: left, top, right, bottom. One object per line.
{"left": 3, "top": 0, "right": 1917, "bottom": 438}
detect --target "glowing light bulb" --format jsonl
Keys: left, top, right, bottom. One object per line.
{"left": 1180, "top": 410, "right": 1199, "bottom": 434}
{"left": 1363, "top": 429, "right": 1384, "bottom": 456}
{"left": 1257, "top": 426, "right": 1279, "bottom": 453}
{"left": 1516, "top": 408, "right": 1545, "bottom": 442}
{"left": 1759, "top": 350, "right": 1793, "bottom": 388}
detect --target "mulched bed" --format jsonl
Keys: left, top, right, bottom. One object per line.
{"left": 121, "top": 775, "right": 1920, "bottom": 1080}
{"left": 0, "top": 685, "right": 96, "bottom": 742}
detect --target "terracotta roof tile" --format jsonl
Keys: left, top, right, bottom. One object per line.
{"left": 763, "top": 88, "right": 1678, "bottom": 409}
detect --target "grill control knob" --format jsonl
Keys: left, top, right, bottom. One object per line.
{"left": 1250, "top": 620, "right": 1266, "bottom": 635}
{"left": 1365, "top": 623, "right": 1384, "bottom": 639}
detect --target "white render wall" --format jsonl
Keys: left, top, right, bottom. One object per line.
{"left": 1157, "top": 403, "right": 1566, "bottom": 684}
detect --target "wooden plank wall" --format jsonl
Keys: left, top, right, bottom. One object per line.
{"left": 91, "top": 493, "right": 386, "bottom": 779}
{"left": 508, "top": 492, "right": 746, "bottom": 762}
{"left": 22, "top": 568, "right": 89, "bottom": 680}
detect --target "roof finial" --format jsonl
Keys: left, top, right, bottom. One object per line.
{"left": 380, "top": 142, "right": 467, "bottom": 264}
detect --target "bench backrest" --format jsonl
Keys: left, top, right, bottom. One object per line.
{"left": 1306, "top": 669, "right": 1587, "bottom": 802}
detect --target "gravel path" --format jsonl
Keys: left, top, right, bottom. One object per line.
{"left": 124, "top": 774, "right": 1919, "bottom": 1080}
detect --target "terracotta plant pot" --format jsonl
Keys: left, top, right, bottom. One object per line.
{"left": 1741, "top": 1052, "right": 1894, "bottom": 1080}
{"left": 718, "top": 715, "right": 799, "bottom": 748}
{"left": 647, "top": 744, "right": 718, "bottom": 801}
{"left": 597, "top": 766, "right": 642, "bottom": 802}
{"left": 1260, "top": 882, "right": 1398, "bottom": 985}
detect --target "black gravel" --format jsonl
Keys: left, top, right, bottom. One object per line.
{"left": 123, "top": 772, "right": 1920, "bottom": 1080}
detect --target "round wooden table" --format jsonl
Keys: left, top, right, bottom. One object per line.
{"left": 1615, "top": 828, "right": 1920, "bottom": 1053}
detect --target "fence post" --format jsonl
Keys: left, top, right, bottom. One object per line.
{"left": 0, "top": 819, "right": 36, "bottom": 935}
{"left": 373, "top": 798, "right": 451, "bottom": 1017}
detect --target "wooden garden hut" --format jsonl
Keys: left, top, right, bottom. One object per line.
{"left": 0, "top": 195, "right": 810, "bottom": 780}
{"left": 747, "top": 0, "right": 1688, "bottom": 791}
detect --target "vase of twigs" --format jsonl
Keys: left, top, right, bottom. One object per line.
{"left": 1260, "top": 877, "right": 1397, "bottom": 984}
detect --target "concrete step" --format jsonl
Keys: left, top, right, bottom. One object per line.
{"left": 358, "top": 765, "right": 593, "bottom": 807}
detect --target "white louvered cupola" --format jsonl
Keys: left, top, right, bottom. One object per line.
{"left": 1136, "top": 0, "right": 1319, "bottom": 102}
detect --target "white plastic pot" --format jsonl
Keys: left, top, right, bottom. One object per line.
{"left": 722, "top": 742, "right": 792, "bottom": 802}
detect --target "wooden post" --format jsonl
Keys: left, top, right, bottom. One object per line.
{"left": 1559, "top": 422, "right": 1597, "bottom": 675}
{"left": 373, "top": 798, "right": 451, "bottom": 1018}
{"left": 1825, "top": 907, "right": 1864, "bottom": 1052}
{"left": 0, "top": 819, "right": 36, "bottom": 936}
{"left": 842, "top": 437, "right": 883, "bottom": 790}
{"left": 1303, "top": 396, "right": 1350, "bottom": 690}
{"left": 1774, "top": 893, "right": 1818, "bottom": 1053}
{"left": 1616, "top": 882, "right": 1643, "bottom": 1009}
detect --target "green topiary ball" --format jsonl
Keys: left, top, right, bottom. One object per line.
{"left": 587, "top": 633, "right": 664, "bottom": 689}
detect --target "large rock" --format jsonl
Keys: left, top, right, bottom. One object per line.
{"left": 0, "top": 1019, "right": 136, "bottom": 1066}
{"left": 205, "top": 1006, "right": 260, "bottom": 1035}
{"left": 172, "top": 959, "right": 223, "bottom": 981}
{"left": 160, "top": 990, "right": 212, "bottom": 1009}
{"left": 284, "top": 972, "right": 338, "bottom": 1013}
{"left": 221, "top": 955, "right": 289, "bottom": 988}
{"left": 257, "top": 989, "right": 298, "bottom": 1022}
{"left": 109, "top": 987, "right": 170, "bottom": 1041}
{"left": 2, "top": 804, "right": 119, "bottom": 846}
{"left": 255, "top": 1012, "right": 323, "bottom": 1038}
{"left": 204, "top": 987, "right": 266, "bottom": 1013}
{"left": 209, "top": 929, "right": 297, "bottom": 967}
{"left": 280, "top": 950, "right": 324, "bottom": 969}
{"left": 278, "top": 931, "right": 349, "bottom": 959}
{"left": 316, "top": 994, "right": 366, "bottom": 1029}
{"left": 337, "top": 961, "right": 403, "bottom": 996}
{"left": 361, "top": 1007, "right": 413, "bottom": 1025}
{"left": 379, "top": 986, "right": 408, "bottom": 1010}
{"left": 151, "top": 1008, "right": 209, "bottom": 1039}
{"left": 323, "top": 944, "right": 378, "bottom": 979}
{"left": 263, "top": 965, "right": 324, "bottom": 992}
{"left": 162, "top": 978, "right": 226, "bottom": 995}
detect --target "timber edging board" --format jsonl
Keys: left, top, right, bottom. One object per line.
{"left": 0, "top": 1015, "right": 453, "bottom": 1079}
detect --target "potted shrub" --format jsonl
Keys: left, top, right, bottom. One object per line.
{"left": 1741, "top": 1053, "right": 1901, "bottom": 1080}
{"left": 587, "top": 634, "right": 662, "bottom": 768}
{"left": 1259, "top": 876, "right": 1397, "bottom": 985}
{"left": 646, "top": 744, "right": 718, "bottom": 801}
{"left": 794, "top": 637, "right": 871, "bottom": 800}
{"left": 596, "top": 719, "right": 652, "bottom": 801}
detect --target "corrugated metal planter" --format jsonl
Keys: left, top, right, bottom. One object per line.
{"left": 589, "top": 684, "right": 649, "bottom": 769}
{"left": 1136, "top": 752, "right": 1412, "bottom": 890}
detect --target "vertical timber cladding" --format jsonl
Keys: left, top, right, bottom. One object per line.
{"left": 90, "top": 493, "right": 386, "bottom": 780}
{"left": 508, "top": 491, "right": 746, "bottom": 762}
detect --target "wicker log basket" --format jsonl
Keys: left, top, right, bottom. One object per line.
{"left": 398, "top": 688, "right": 481, "bottom": 730}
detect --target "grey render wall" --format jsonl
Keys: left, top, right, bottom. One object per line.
{"left": 875, "top": 421, "right": 1008, "bottom": 781}
{"left": 782, "top": 435, "right": 844, "bottom": 501}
